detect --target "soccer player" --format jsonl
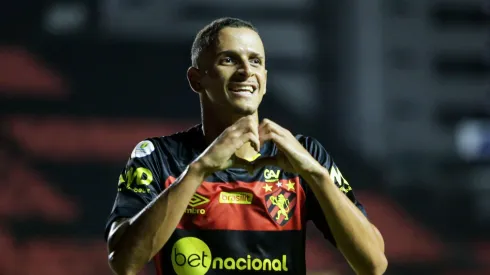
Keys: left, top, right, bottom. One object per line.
{"left": 105, "top": 17, "right": 387, "bottom": 275}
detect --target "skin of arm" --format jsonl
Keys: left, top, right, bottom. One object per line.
{"left": 107, "top": 116, "right": 260, "bottom": 275}
{"left": 107, "top": 162, "right": 207, "bottom": 275}
{"left": 255, "top": 119, "right": 387, "bottom": 275}
{"left": 302, "top": 166, "right": 387, "bottom": 275}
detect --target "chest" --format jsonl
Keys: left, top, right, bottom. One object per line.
{"left": 164, "top": 174, "right": 307, "bottom": 232}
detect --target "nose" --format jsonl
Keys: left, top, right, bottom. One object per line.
{"left": 236, "top": 62, "right": 254, "bottom": 78}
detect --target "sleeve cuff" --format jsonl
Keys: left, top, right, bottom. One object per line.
{"left": 104, "top": 206, "right": 142, "bottom": 242}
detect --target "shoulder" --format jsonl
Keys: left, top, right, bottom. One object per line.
{"left": 160, "top": 124, "right": 202, "bottom": 149}
{"left": 295, "top": 134, "right": 323, "bottom": 148}
{"left": 294, "top": 134, "right": 331, "bottom": 167}
{"left": 294, "top": 134, "right": 328, "bottom": 155}
{"left": 128, "top": 124, "right": 203, "bottom": 172}
{"left": 130, "top": 138, "right": 159, "bottom": 158}
{"left": 131, "top": 124, "right": 202, "bottom": 157}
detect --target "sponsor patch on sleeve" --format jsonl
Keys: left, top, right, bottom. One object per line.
{"left": 131, "top": 140, "right": 155, "bottom": 158}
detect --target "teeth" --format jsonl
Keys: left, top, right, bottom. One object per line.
{"left": 231, "top": 86, "right": 254, "bottom": 93}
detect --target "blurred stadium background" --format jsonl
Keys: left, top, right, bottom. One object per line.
{"left": 1, "top": 0, "right": 489, "bottom": 274}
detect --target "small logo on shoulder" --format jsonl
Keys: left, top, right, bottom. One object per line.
{"left": 131, "top": 140, "right": 155, "bottom": 158}
{"left": 219, "top": 192, "right": 253, "bottom": 204}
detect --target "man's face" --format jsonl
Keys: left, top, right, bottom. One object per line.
{"left": 199, "top": 27, "right": 267, "bottom": 115}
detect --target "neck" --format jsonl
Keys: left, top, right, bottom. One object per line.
{"left": 201, "top": 104, "right": 260, "bottom": 161}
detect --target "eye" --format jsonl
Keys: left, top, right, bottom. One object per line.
{"left": 222, "top": 57, "right": 234, "bottom": 64}
{"left": 250, "top": 58, "right": 262, "bottom": 65}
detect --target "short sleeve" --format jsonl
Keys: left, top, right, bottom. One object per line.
{"left": 299, "top": 136, "right": 367, "bottom": 246}
{"left": 104, "top": 139, "right": 164, "bottom": 241}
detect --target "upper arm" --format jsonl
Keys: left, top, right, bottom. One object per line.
{"left": 104, "top": 139, "right": 164, "bottom": 242}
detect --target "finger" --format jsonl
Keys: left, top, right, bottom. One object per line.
{"left": 250, "top": 125, "right": 260, "bottom": 152}
{"left": 259, "top": 119, "right": 292, "bottom": 150}
{"left": 247, "top": 122, "right": 260, "bottom": 152}
{"left": 259, "top": 118, "right": 283, "bottom": 133}
{"left": 259, "top": 120, "right": 281, "bottom": 141}
{"left": 259, "top": 132, "right": 289, "bottom": 152}
{"left": 236, "top": 116, "right": 260, "bottom": 151}
{"left": 251, "top": 133, "right": 261, "bottom": 152}
{"left": 252, "top": 156, "right": 278, "bottom": 169}
{"left": 258, "top": 119, "right": 270, "bottom": 137}
{"left": 261, "top": 119, "right": 293, "bottom": 138}
{"left": 259, "top": 131, "right": 278, "bottom": 145}
{"left": 241, "top": 132, "right": 261, "bottom": 152}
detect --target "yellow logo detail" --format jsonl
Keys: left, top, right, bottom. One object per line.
{"left": 269, "top": 194, "right": 290, "bottom": 221}
{"left": 117, "top": 167, "right": 152, "bottom": 193}
{"left": 185, "top": 208, "right": 206, "bottom": 215}
{"left": 140, "top": 141, "right": 149, "bottom": 149}
{"left": 172, "top": 237, "right": 212, "bottom": 275}
{"left": 188, "top": 193, "right": 210, "bottom": 208}
{"left": 285, "top": 181, "right": 295, "bottom": 191}
{"left": 329, "top": 165, "right": 352, "bottom": 194}
{"left": 171, "top": 237, "right": 288, "bottom": 274}
{"left": 244, "top": 153, "right": 261, "bottom": 162}
{"left": 219, "top": 192, "right": 253, "bottom": 204}
{"left": 262, "top": 184, "right": 272, "bottom": 192}
{"left": 263, "top": 169, "right": 280, "bottom": 182}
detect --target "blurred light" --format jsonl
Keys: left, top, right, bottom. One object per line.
{"left": 455, "top": 119, "right": 490, "bottom": 161}
{"left": 43, "top": 3, "right": 87, "bottom": 35}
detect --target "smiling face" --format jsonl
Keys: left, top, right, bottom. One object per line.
{"left": 189, "top": 27, "right": 267, "bottom": 116}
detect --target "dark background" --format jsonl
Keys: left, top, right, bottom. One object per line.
{"left": 0, "top": 0, "right": 489, "bottom": 274}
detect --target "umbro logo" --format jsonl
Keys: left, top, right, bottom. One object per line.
{"left": 185, "top": 193, "right": 209, "bottom": 215}
{"left": 187, "top": 193, "right": 210, "bottom": 208}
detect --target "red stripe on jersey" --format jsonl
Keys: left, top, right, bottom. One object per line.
{"left": 163, "top": 176, "right": 306, "bottom": 231}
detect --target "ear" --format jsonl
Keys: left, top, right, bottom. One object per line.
{"left": 187, "top": 67, "right": 204, "bottom": 94}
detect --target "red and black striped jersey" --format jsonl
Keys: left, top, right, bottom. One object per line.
{"left": 105, "top": 124, "right": 366, "bottom": 275}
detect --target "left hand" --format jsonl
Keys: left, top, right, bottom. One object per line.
{"left": 253, "top": 119, "right": 323, "bottom": 176}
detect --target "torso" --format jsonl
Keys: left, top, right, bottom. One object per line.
{"left": 153, "top": 126, "right": 310, "bottom": 275}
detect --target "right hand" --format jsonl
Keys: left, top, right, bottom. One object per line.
{"left": 194, "top": 116, "right": 260, "bottom": 175}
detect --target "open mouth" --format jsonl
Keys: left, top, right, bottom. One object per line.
{"left": 228, "top": 84, "right": 258, "bottom": 96}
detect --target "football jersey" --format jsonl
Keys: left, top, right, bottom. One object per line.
{"left": 105, "top": 124, "right": 367, "bottom": 275}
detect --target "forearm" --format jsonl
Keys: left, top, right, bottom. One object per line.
{"left": 303, "top": 167, "right": 387, "bottom": 275}
{"left": 108, "top": 162, "right": 207, "bottom": 275}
